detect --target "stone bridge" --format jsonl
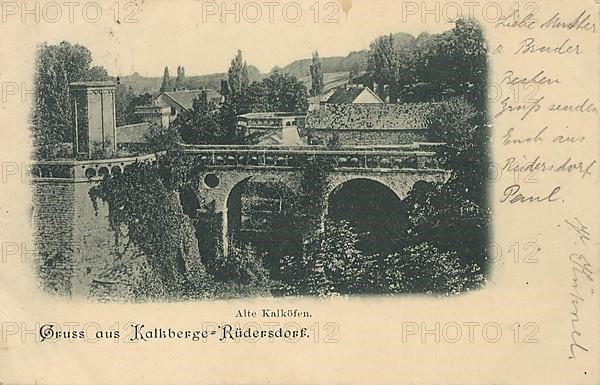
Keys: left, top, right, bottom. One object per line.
{"left": 181, "top": 144, "right": 450, "bottom": 254}
{"left": 30, "top": 144, "right": 450, "bottom": 262}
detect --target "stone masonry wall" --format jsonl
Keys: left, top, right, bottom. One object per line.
{"left": 32, "top": 181, "right": 76, "bottom": 295}
{"left": 32, "top": 180, "right": 138, "bottom": 298}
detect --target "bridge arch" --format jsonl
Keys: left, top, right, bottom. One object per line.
{"left": 326, "top": 177, "right": 408, "bottom": 256}
{"left": 224, "top": 176, "right": 253, "bottom": 254}
{"left": 326, "top": 171, "right": 450, "bottom": 202}
{"left": 196, "top": 170, "right": 302, "bottom": 263}
{"left": 327, "top": 176, "right": 402, "bottom": 202}
{"left": 224, "top": 175, "right": 303, "bottom": 274}
{"left": 193, "top": 166, "right": 450, "bottom": 260}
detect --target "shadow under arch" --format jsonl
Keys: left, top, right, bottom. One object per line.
{"left": 225, "top": 176, "right": 302, "bottom": 276}
{"left": 327, "top": 178, "right": 408, "bottom": 256}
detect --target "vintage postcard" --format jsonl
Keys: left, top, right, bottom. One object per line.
{"left": 0, "top": 0, "right": 598, "bottom": 384}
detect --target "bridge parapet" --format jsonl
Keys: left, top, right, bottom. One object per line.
{"left": 29, "top": 153, "right": 158, "bottom": 182}
{"left": 28, "top": 143, "right": 446, "bottom": 182}
{"left": 182, "top": 143, "right": 445, "bottom": 171}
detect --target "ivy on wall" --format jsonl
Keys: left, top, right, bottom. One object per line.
{"left": 89, "top": 150, "right": 213, "bottom": 300}
{"left": 87, "top": 141, "right": 488, "bottom": 300}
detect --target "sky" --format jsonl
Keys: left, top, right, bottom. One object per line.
{"left": 11, "top": 0, "right": 457, "bottom": 77}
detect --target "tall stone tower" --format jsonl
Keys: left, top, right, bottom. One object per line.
{"left": 70, "top": 81, "right": 117, "bottom": 157}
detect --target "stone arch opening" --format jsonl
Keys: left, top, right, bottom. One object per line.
{"left": 85, "top": 168, "right": 97, "bottom": 178}
{"left": 111, "top": 166, "right": 122, "bottom": 175}
{"left": 327, "top": 178, "right": 408, "bottom": 256}
{"left": 226, "top": 176, "right": 302, "bottom": 277}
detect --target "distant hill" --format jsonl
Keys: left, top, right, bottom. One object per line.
{"left": 117, "top": 65, "right": 261, "bottom": 95}
{"left": 280, "top": 32, "right": 415, "bottom": 79}
{"left": 116, "top": 32, "right": 416, "bottom": 95}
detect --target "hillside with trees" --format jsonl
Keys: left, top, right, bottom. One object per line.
{"left": 115, "top": 32, "right": 417, "bottom": 96}
{"left": 118, "top": 65, "right": 262, "bottom": 95}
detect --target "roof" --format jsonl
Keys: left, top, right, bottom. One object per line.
{"left": 325, "top": 86, "right": 383, "bottom": 104}
{"left": 306, "top": 103, "right": 435, "bottom": 130}
{"left": 69, "top": 81, "right": 116, "bottom": 88}
{"left": 238, "top": 112, "right": 306, "bottom": 119}
{"left": 159, "top": 89, "right": 222, "bottom": 111}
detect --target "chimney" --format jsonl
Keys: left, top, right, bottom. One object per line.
{"left": 383, "top": 84, "right": 390, "bottom": 103}
{"left": 70, "top": 81, "right": 117, "bottom": 158}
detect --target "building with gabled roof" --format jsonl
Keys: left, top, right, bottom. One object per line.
{"left": 324, "top": 85, "right": 384, "bottom": 104}
{"left": 155, "top": 89, "right": 223, "bottom": 121}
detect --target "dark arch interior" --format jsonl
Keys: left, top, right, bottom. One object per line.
{"left": 227, "top": 177, "right": 302, "bottom": 277}
{"left": 328, "top": 179, "right": 408, "bottom": 256}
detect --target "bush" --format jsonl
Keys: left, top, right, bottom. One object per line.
{"left": 218, "top": 243, "right": 270, "bottom": 286}
{"left": 383, "top": 243, "right": 485, "bottom": 295}
{"left": 143, "top": 123, "right": 182, "bottom": 153}
{"left": 281, "top": 220, "right": 377, "bottom": 296}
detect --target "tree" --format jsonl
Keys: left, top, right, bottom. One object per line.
{"left": 428, "top": 96, "right": 480, "bottom": 153}
{"left": 175, "top": 65, "right": 186, "bottom": 91}
{"left": 84, "top": 66, "right": 109, "bottom": 81}
{"left": 218, "top": 50, "right": 251, "bottom": 144}
{"left": 32, "top": 41, "right": 109, "bottom": 159}
{"left": 143, "top": 123, "right": 182, "bottom": 153}
{"left": 227, "top": 50, "right": 249, "bottom": 100}
{"left": 446, "top": 18, "right": 488, "bottom": 109}
{"left": 367, "top": 34, "right": 399, "bottom": 101}
{"left": 281, "top": 220, "right": 376, "bottom": 296}
{"left": 261, "top": 71, "right": 309, "bottom": 113}
{"left": 399, "top": 97, "right": 490, "bottom": 270}
{"left": 241, "top": 81, "right": 270, "bottom": 113}
{"left": 349, "top": 63, "right": 360, "bottom": 84}
{"left": 115, "top": 83, "right": 136, "bottom": 126}
{"left": 366, "top": 19, "right": 488, "bottom": 105}
{"left": 174, "top": 91, "right": 224, "bottom": 144}
{"left": 160, "top": 66, "right": 172, "bottom": 93}
{"left": 309, "top": 51, "right": 324, "bottom": 96}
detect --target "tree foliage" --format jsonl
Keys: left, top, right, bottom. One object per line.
{"left": 309, "top": 51, "right": 324, "bottom": 96}
{"left": 281, "top": 220, "right": 372, "bottom": 296}
{"left": 280, "top": 220, "right": 484, "bottom": 296}
{"left": 89, "top": 159, "right": 213, "bottom": 300}
{"left": 174, "top": 91, "right": 225, "bottom": 144}
{"left": 143, "top": 123, "right": 182, "bottom": 153}
{"left": 227, "top": 50, "right": 250, "bottom": 100}
{"left": 400, "top": 96, "right": 490, "bottom": 271}
{"left": 383, "top": 243, "right": 484, "bottom": 295}
{"left": 32, "top": 41, "right": 109, "bottom": 159}
{"left": 176, "top": 50, "right": 309, "bottom": 146}
{"left": 366, "top": 18, "right": 488, "bottom": 106}
{"left": 159, "top": 66, "right": 172, "bottom": 93}
{"left": 259, "top": 71, "right": 309, "bottom": 113}
{"left": 175, "top": 65, "right": 186, "bottom": 91}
